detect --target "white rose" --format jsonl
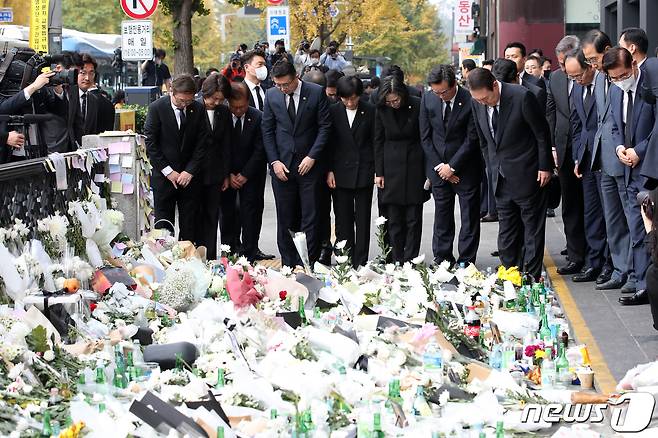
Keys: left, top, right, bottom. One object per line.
{"left": 335, "top": 255, "right": 349, "bottom": 264}
{"left": 220, "top": 244, "right": 232, "bottom": 254}
{"left": 375, "top": 216, "right": 387, "bottom": 226}
{"left": 411, "top": 254, "right": 425, "bottom": 265}
{"left": 43, "top": 350, "right": 55, "bottom": 362}
{"left": 335, "top": 240, "right": 347, "bottom": 250}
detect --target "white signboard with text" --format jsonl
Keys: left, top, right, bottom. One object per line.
{"left": 454, "top": 0, "right": 473, "bottom": 36}
{"left": 121, "top": 20, "right": 153, "bottom": 61}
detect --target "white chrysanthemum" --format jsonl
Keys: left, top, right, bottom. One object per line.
{"left": 375, "top": 216, "right": 387, "bottom": 226}
{"left": 43, "top": 350, "right": 55, "bottom": 362}
{"left": 411, "top": 254, "right": 425, "bottom": 265}
{"left": 335, "top": 240, "right": 347, "bottom": 250}
{"left": 103, "top": 209, "right": 125, "bottom": 227}
{"left": 220, "top": 244, "right": 232, "bottom": 254}
{"left": 438, "top": 389, "right": 450, "bottom": 406}
{"left": 335, "top": 255, "right": 349, "bottom": 264}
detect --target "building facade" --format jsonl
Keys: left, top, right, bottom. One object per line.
{"left": 601, "top": 0, "right": 658, "bottom": 55}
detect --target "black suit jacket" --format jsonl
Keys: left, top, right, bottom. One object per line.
{"left": 419, "top": 86, "right": 481, "bottom": 186}
{"left": 472, "top": 82, "right": 552, "bottom": 198}
{"left": 246, "top": 81, "right": 270, "bottom": 111}
{"left": 0, "top": 90, "right": 29, "bottom": 163}
{"left": 89, "top": 89, "right": 115, "bottom": 133}
{"left": 522, "top": 76, "right": 547, "bottom": 113}
{"left": 144, "top": 95, "right": 210, "bottom": 180}
{"left": 67, "top": 85, "right": 100, "bottom": 148}
{"left": 546, "top": 69, "right": 571, "bottom": 169}
{"left": 328, "top": 100, "right": 376, "bottom": 189}
{"left": 229, "top": 106, "right": 266, "bottom": 180}
{"left": 571, "top": 82, "right": 598, "bottom": 166}
{"left": 197, "top": 99, "right": 232, "bottom": 185}
{"left": 262, "top": 81, "right": 332, "bottom": 169}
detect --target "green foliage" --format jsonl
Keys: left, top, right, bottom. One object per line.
{"left": 160, "top": 0, "right": 210, "bottom": 17}
{"left": 123, "top": 104, "right": 148, "bottom": 134}
{"left": 62, "top": 0, "right": 124, "bottom": 34}
{"left": 26, "top": 325, "right": 49, "bottom": 354}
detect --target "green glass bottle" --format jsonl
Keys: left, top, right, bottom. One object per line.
{"left": 216, "top": 426, "right": 225, "bottom": 438}
{"left": 126, "top": 351, "right": 134, "bottom": 368}
{"left": 373, "top": 412, "right": 385, "bottom": 438}
{"left": 496, "top": 420, "right": 505, "bottom": 438}
{"left": 215, "top": 368, "right": 225, "bottom": 389}
{"left": 41, "top": 410, "right": 52, "bottom": 437}
{"left": 516, "top": 286, "right": 528, "bottom": 312}
{"left": 175, "top": 353, "right": 183, "bottom": 371}
{"left": 95, "top": 366, "right": 106, "bottom": 384}
{"left": 556, "top": 341, "right": 570, "bottom": 375}
{"left": 298, "top": 296, "right": 308, "bottom": 326}
{"left": 98, "top": 402, "right": 106, "bottom": 413}
{"left": 385, "top": 379, "right": 402, "bottom": 411}
{"left": 270, "top": 408, "right": 278, "bottom": 419}
{"left": 539, "top": 304, "right": 551, "bottom": 341}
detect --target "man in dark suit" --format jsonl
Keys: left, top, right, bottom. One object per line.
{"left": 604, "top": 47, "right": 656, "bottom": 305}
{"left": 242, "top": 49, "right": 269, "bottom": 112}
{"left": 194, "top": 73, "right": 232, "bottom": 260}
{"left": 262, "top": 60, "right": 332, "bottom": 267}
{"left": 420, "top": 65, "right": 481, "bottom": 265}
{"left": 326, "top": 76, "right": 376, "bottom": 267}
{"left": 220, "top": 82, "right": 268, "bottom": 262}
{"left": 67, "top": 53, "right": 103, "bottom": 149}
{"left": 468, "top": 68, "right": 552, "bottom": 279}
{"left": 88, "top": 85, "right": 115, "bottom": 133}
{"left": 565, "top": 49, "right": 607, "bottom": 282}
{"left": 547, "top": 36, "right": 587, "bottom": 276}
{"left": 144, "top": 74, "right": 210, "bottom": 242}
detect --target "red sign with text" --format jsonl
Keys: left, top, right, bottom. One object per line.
{"left": 121, "top": 0, "right": 159, "bottom": 20}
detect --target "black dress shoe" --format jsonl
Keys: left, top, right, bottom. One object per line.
{"left": 595, "top": 277, "right": 624, "bottom": 290}
{"left": 318, "top": 248, "right": 333, "bottom": 266}
{"left": 572, "top": 267, "right": 601, "bottom": 282}
{"left": 621, "top": 282, "right": 637, "bottom": 294}
{"left": 491, "top": 250, "right": 499, "bottom": 257}
{"left": 560, "top": 248, "right": 568, "bottom": 256}
{"left": 546, "top": 208, "right": 556, "bottom": 218}
{"left": 619, "top": 289, "right": 649, "bottom": 306}
{"left": 481, "top": 214, "right": 498, "bottom": 223}
{"left": 557, "top": 261, "right": 584, "bottom": 275}
{"left": 596, "top": 267, "right": 613, "bottom": 285}
{"left": 254, "top": 249, "right": 275, "bottom": 260}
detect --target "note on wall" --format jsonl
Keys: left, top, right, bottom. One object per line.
{"left": 111, "top": 181, "right": 122, "bottom": 193}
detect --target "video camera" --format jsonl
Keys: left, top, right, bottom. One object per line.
{"left": 0, "top": 48, "right": 78, "bottom": 98}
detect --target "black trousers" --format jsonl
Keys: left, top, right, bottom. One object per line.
{"left": 558, "top": 152, "right": 586, "bottom": 265}
{"left": 481, "top": 152, "right": 497, "bottom": 216}
{"left": 152, "top": 175, "right": 201, "bottom": 244}
{"left": 385, "top": 203, "right": 423, "bottom": 264}
{"left": 333, "top": 185, "right": 373, "bottom": 267}
{"left": 219, "top": 173, "right": 266, "bottom": 260}
{"left": 271, "top": 156, "right": 320, "bottom": 267}
{"left": 431, "top": 180, "right": 480, "bottom": 265}
{"left": 581, "top": 166, "right": 607, "bottom": 270}
{"left": 496, "top": 177, "right": 547, "bottom": 279}
{"left": 194, "top": 183, "right": 222, "bottom": 260}
{"left": 647, "top": 263, "right": 658, "bottom": 331}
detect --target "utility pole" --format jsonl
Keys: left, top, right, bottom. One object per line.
{"left": 48, "top": 0, "right": 62, "bottom": 54}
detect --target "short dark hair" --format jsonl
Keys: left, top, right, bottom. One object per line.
{"left": 492, "top": 58, "right": 518, "bottom": 83}
{"left": 468, "top": 67, "right": 496, "bottom": 91}
{"left": 336, "top": 76, "right": 363, "bottom": 98}
{"left": 602, "top": 46, "right": 633, "bottom": 73}
{"left": 309, "top": 49, "right": 321, "bottom": 57}
{"left": 529, "top": 48, "right": 544, "bottom": 57}
{"left": 482, "top": 59, "right": 495, "bottom": 67}
{"left": 370, "top": 76, "right": 381, "bottom": 88}
{"left": 380, "top": 65, "right": 404, "bottom": 82}
{"left": 377, "top": 76, "right": 409, "bottom": 107}
{"left": 564, "top": 48, "right": 588, "bottom": 70}
{"left": 271, "top": 59, "right": 296, "bottom": 78}
{"left": 78, "top": 53, "right": 98, "bottom": 71}
{"left": 205, "top": 67, "right": 219, "bottom": 77}
{"left": 461, "top": 59, "right": 476, "bottom": 72}
{"left": 582, "top": 30, "right": 612, "bottom": 54}
{"left": 201, "top": 72, "right": 231, "bottom": 99}
{"left": 620, "top": 27, "right": 649, "bottom": 55}
{"left": 301, "top": 70, "right": 326, "bottom": 87}
{"left": 505, "top": 41, "right": 527, "bottom": 57}
{"left": 525, "top": 55, "right": 542, "bottom": 66}
{"left": 228, "top": 81, "right": 250, "bottom": 102}
{"left": 242, "top": 49, "right": 267, "bottom": 65}
{"left": 427, "top": 64, "right": 456, "bottom": 87}
{"left": 542, "top": 57, "right": 552, "bottom": 65}
{"left": 325, "top": 69, "right": 344, "bottom": 88}
{"left": 156, "top": 48, "right": 167, "bottom": 59}
{"left": 171, "top": 74, "right": 197, "bottom": 94}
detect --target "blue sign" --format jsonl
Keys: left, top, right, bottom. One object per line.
{"left": 0, "top": 8, "right": 13, "bottom": 23}
{"left": 269, "top": 16, "right": 287, "bottom": 36}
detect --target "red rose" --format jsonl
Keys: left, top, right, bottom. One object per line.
{"left": 279, "top": 290, "right": 287, "bottom": 301}
{"left": 90, "top": 302, "right": 97, "bottom": 312}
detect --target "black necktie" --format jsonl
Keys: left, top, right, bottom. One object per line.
{"left": 584, "top": 84, "right": 592, "bottom": 109}
{"left": 179, "top": 108, "right": 186, "bottom": 131}
{"left": 443, "top": 101, "right": 451, "bottom": 129}
{"left": 81, "top": 92, "right": 87, "bottom": 122}
{"left": 234, "top": 117, "right": 242, "bottom": 135}
{"left": 287, "top": 93, "right": 296, "bottom": 122}
{"left": 491, "top": 106, "right": 499, "bottom": 136}
{"left": 254, "top": 85, "right": 264, "bottom": 111}
{"left": 625, "top": 90, "right": 634, "bottom": 147}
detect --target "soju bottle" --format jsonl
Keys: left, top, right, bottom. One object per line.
{"left": 412, "top": 386, "right": 432, "bottom": 417}
{"left": 496, "top": 421, "right": 505, "bottom": 438}
{"left": 216, "top": 426, "right": 225, "bottom": 438}
{"left": 556, "top": 341, "right": 571, "bottom": 385}
{"left": 114, "top": 345, "right": 126, "bottom": 374}
{"left": 216, "top": 368, "right": 225, "bottom": 388}
{"left": 385, "top": 378, "right": 402, "bottom": 411}
{"left": 95, "top": 366, "right": 106, "bottom": 384}
{"left": 298, "top": 296, "right": 308, "bottom": 326}
{"left": 270, "top": 408, "right": 278, "bottom": 419}
{"left": 372, "top": 412, "right": 385, "bottom": 438}
{"left": 41, "top": 410, "right": 52, "bottom": 437}
{"left": 539, "top": 303, "right": 551, "bottom": 341}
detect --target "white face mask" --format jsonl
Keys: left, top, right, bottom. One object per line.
{"left": 614, "top": 73, "right": 636, "bottom": 93}
{"left": 255, "top": 66, "right": 268, "bottom": 81}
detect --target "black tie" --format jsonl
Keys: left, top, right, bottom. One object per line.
{"left": 491, "top": 106, "right": 499, "bottom": 136}
{"left": 625, "top": 90, "right": 634, "bottom": 147}
{"left": 234, "top": 117, "right": 242, "bottom": 135}
{"left": 584, "top": 84, "right": 592, "bottom": 110}
{"left": 254, "top": 85, "right": 264, "bottom": 111}
{"left": 81, "top": 92, "right": 87, "bottom": 122}
{"left": 443, "top": 101, "right": 451, "bottom": 129}
{"left": 287, "top": 93, "right": 296, "bottom": 122}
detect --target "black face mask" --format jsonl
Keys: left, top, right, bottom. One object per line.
{"left": 543, "top": 70, "right": 551, "bottom": 80}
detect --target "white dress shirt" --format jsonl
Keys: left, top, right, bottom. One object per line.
{"left": 433, "top": 87, "right": 460, "bottom": 172}
{"left": 285, "top": 80, "right": 302, "bottom": 111}
{"left": 345, "top": 107, "right": 357, "bottom": 128}
{"left": 616, "top": 69, "right": 642, "bottom": 154}
{"left": 207, "top": 109, "right": 215, "bottom": 130}
{"left": 244, "top": 78, "right": 265, "bottom": 111}
{"left": 486, "top": 81, "right": 502, "bottom": 139}
{"left": 162, "top": 100, "right": 187, "bottom": 177}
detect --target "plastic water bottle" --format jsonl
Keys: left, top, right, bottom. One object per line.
{"left": 541, "top": 347, "right": 556, "bottom": 388}
{"left": 412, "top": 386, "right": 432, "bottom": 417}
{"left": 488, "top": 344, "right": 502, "bottom": 370}
{"left": 422, "top": 340, "right": 444, "bottom": 384}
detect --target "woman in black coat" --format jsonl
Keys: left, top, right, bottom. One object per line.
{"left": 374, "top": 77, "right": 429, "bottom": 263}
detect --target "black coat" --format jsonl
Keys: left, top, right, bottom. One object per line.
{"left": 328, "top": 100, "right": 376, "bottom": 189}
{"left": 229, "top": 106, "right": 266, "bottom": 180}
{"left": 89, "top": 88, "right": 116, "bottom": 133}
{"left": 67, "top": 85, "right": 101, "bottom": 148}
{"left": 546, "top": 69, "right": 571, "bottom": 169}
{"left": 472, "top": 82, "right": 552, "bottom": 199}
{"left": 419, "top": 86, "right": 481, "bottom": 187}
{"left": 522, "top": 76, "right": 547, "bottom": 113}
{"left": 196, "top": 100, "right": 232, "bottom": 185}
{"left": 374, "top": 96, "right": 428, "bottom": 204}
{"left": 144, "top": 95, "right": 210, "bottom": 180}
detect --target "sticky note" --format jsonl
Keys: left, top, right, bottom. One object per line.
{"left": 109, "top": 164, "right": 121, "bottom": 174}
{"left": 94, "top": 174, "right": 105, "bottom": 183}
{"left": 121, "top": 173, "right": 134, "bottom": 184}
{"left": 121, "top": 155, "right": 133, "bottom": 168}
{"left": 110, "top": 173, "right": 121, "bottom": 182}
{"left": 111, "top": 181, "right": 122, "bottom": 193}
{"left": 109, "top": 155, "right": 120, "bottom": 165}
{"left": 122, "top": 184, "right": 134, "bottom": 195}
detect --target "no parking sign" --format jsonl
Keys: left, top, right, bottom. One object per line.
{"left": 121, "top": 0, "right": 159, "bottom": 20}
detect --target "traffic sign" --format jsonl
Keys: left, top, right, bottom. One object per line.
{"left": 121, "top": 0, "right": 159, "bottom": 20}
{"left": 122, "top": 20, "right": 153, "bottom": 60}
{"left": 266, "top": 0, "right": 284, "bottom": 5}
{"left": 266, "top": 6, "right": 290, "bottom": 51}
{"left": 0, "top": 8, "right": 13, "bottom": 23}
{"left": 329, "top": 4, "right": 340, "bottom": 18}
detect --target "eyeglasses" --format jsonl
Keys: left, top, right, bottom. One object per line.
{"left": 567, "top": 72, "right": 585, "bottom": 81}
{"left": 385, "top": 96, "right": 401, "bottom": 107}
{"left": 431, "top": 88, "right": 451, "bottom": 97}
{"left": 608, "top": 71, "right": 633, "bottom": 82}
{"left": 274, "top": 79, "right": 294, "bottom": 89}
{"left": 583, "top": 56, "right": 600, "bottom": 66}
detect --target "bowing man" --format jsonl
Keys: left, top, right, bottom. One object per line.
{"left": 326, "top": 76, "right": 376, "bottom": 267}
{"left": 420, "top": 65, "right": 482, "bottom": 266}
{"left": 145, "top": 74, "right": 210, "bottom": 243}
{"left": 220, "top": 82, "right": 268, "bottom": 262}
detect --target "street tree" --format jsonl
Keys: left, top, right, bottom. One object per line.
{"left": 159, "top": 0, "right": 210, "bottom": 75}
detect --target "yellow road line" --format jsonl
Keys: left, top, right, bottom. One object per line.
{"left": 544, "top": 251, "right": 618, "bottom": 394}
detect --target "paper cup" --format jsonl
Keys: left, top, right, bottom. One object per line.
{"left": 577, "top": 369, "right": 594, "bottom": 389}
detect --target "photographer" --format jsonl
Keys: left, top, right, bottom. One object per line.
{"left": 221, "top": 54, "right": 246, "bottom": 83}
{"left": 640, "top": 190, "right": 658, "bottom": 327}
{"left": 270, "top": 39, "right": 294, "bottom": 67}
{"left": 320, "top": 41, "right": 348, "bottom": 72}
{"left": 141, "top": 48, "right": 172, "bottom": 93}
{"left": 294, "top": 40, "right": 311, "bottom": 73}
